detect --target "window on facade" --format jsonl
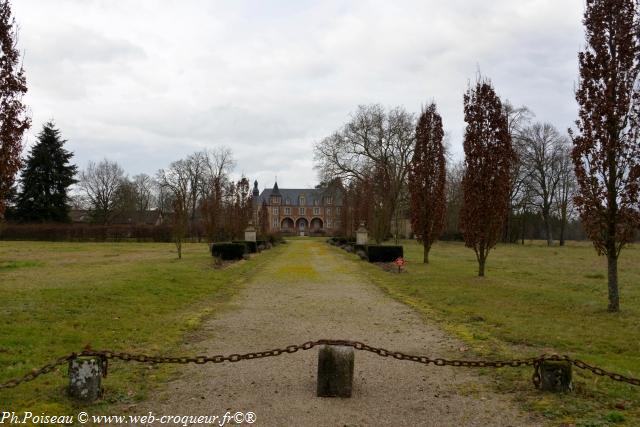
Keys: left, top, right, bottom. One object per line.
{"left": 313, "top": 207, "right": 320, "bottom": 215}
{"left": 327, "top": 219, "right": 332, "bottom": 228}
{"left": 314, "top": 199, "right": 319, "bottom": 206}
{"left": 299, "top": 196, "right": 305, "bottom": 206}
{"left": 271, "top": 196, "right": 280, "bottom": 205}
{"left": 284, "top": 207, "right": 291, "bottom": 215}
{"left": 299, "top": 207, "right": 305, "bottom": 215}
{"left": 273, "top": 219, "right": 279, "bottom": 228}
{"left": 326, "top": 197, "right": 333, "bottom": 205}
{"left": 326, "top": 207, "right": 331, "bottom": 216}
{"left": 273, "top": 207, "right": 279, "bottom": 215}
{"left": 336, "top": 207, "right": 341, "bottom": 215}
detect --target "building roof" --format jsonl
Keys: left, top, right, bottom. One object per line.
{"left": 256, "top": 186, "right": 342, "bottom": 206}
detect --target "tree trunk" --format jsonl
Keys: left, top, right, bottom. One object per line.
{"left": 559, "top": 207, "right": 566, "bottom": 247}
{"left": 423, "top": 242, "right": 430, "bottom": 264}
{"left": 607, "top": 252, "right": 619, "bottom": 312}
{"left": 543, "top": 210, "right": 553, "bottom": 246}
{"left": 477, "top": 247, "right": 486, "bottom": 277}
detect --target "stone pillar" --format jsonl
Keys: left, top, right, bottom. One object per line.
{"left": 538, "top": 360, "right": 572, "bottom": 392}
{"left": 68, "top": 357, "right": 103, "bottom": 402}
{"left": 244, "top": 220, "right": 257, "bottom": 242}
{"left": 356, "top": 222, "right": 368, "bottom": 245}
{"left": 317, "top": 345, "right": 354, "bottom": 398}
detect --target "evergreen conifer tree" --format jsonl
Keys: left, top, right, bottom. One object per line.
{"left": 15, "top": 122, "right": 77, "bottom": 222}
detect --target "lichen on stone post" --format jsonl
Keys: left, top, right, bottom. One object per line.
{"left": 68, "top": 357, "right": 103, "bottom": 402}
{"left": 539, "top": 360, "right": 573, "bottom": 392}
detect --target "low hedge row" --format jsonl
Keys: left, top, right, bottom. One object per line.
{"left": 211, "top": 242, "right": 246, "bottom": 260}
{"left": 327, "top": 237, "right": 403, "bottom": 263}
{"left": 232, "top": 240, "right": 258, "bottom": 253}
{"left": 366, "top": 245, "right": 404, "bottom": 262}
{"left": 212, "top": 235, "right": 286, "bottom": 260}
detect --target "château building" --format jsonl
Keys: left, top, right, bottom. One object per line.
{"left": 252, "top": 181, "right": 342, "bottom": 235}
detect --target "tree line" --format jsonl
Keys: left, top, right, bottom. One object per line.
{"left": 2, "top": 121, "right": 254, "bottom": 256}
{"left": 315, "top": 0, "right": 640, "bottom": 312}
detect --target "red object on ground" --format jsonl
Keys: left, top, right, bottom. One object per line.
{"left": 394, "top": 257, "right": 405, "bottom": 267}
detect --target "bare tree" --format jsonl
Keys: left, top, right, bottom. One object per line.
{"left": 555, "top": 145, "right": 575, "bottom": 246}
{"left": 78, "top": 159, "right": 125, "bottom": 224}
{"left": 502, "top": 101, "right": 534, "bottom": 242}
{"left": 132, "top": 173, "right": 155, "bottom": 213}
{"left": 570, "top": 0, "right": 640, "bottom": 311}
{"left": 314, "top": 104, "right": 415, "bottom": 242}
{"left": 444, "top": 161, "right": 465, "bottom": 239}
{"left": 200, "top": 147, "right": 235, "bottom": 243}
{"left": 520, "top": 123, "right": 567, "bottom": 246}
{"left": 158, "top": 159, "right": 191, "bottom": 258}
{"left": 0, "top": 0, "right": 30, "bottom": 219}
{"left": 185, "top": 151, "right": 207, "bottom": 223}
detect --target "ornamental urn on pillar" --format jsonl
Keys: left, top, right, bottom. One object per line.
{"left": 245, "top": 220, "right": 257, "bottom": 242}
{"left": 356, "top": 222, "right": 368, "bottom": 245}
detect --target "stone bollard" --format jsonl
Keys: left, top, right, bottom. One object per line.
{"left": 538, "top": 360, "right": 573, "bottom": 392}
{"left": 317, "top": 345, "right": 354, "bottom": 398}
{"left": 68, "top": 357, "right": 104, "bottom": 402}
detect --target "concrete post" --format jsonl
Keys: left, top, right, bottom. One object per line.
{"left": 539, "top": 360, "right": 573, "bottom": 392}
{"left": 68, "top": 357, "right": 103, "bottom": 402}
{"left": 317, "top": 345, "right": 354, "bottom": 398}
{"left": 244, "top": 220, "right": 257, "bottom": 242}
{"left": 356, "top": 222, "right": 368, "bottom": 245}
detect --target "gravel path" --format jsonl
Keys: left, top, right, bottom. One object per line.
{"left": 136, "top": 240, "right": 541, "bottom": 426}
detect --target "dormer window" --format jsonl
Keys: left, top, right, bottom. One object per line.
{"left": 299, "top": 196, "right": 305, "bottom": 206}
{"left": 326, "top": 197, "right": 333, "bottom": 205}
{"left": 270, "top": 196, "right": 281, "bottom": 205}
{"left": 285, "top": 198, "right": 290, "bottom": 205}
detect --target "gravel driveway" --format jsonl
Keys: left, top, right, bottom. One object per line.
{"left": 136, "top": 239, "right": 542, "bottom": 427}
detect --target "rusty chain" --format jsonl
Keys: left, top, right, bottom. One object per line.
{"left": 1, "top": 339, "right": 639, "bottom": 390}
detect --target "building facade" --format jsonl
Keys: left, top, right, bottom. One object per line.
{"left": 253, "top": 181, "right": 342, "bottom": 235}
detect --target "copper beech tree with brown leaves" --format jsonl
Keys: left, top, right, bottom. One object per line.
{"left": 0, "top": 0, "right": 30, "bottom": 220}
{"left": 460, "top": 78, "right": 514, "bottom": 277}
{"left": 409, "top": 103, "right": 446, "bottom": 263}
{"left": 569, "top": 0, "right": 640, "bottom": 312}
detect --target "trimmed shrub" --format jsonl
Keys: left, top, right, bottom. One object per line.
{"left": 211, "top": 242, "right": 246, "bottom": 260}
{"left": 366, "top": 245, "right": 403, "bottom": 263}
{"left": 233, "top": 240, "right": 258, "bottom": 253}
{"left": 353, "top": 244, "right": 367, "bottom": 254}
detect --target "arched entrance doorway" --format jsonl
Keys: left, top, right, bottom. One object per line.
{"left": 295, "top": 217, "right": 308, "bottom": 231}
{"left": 310, "top": 217, "right": 323, "bottom": 231}
{"left": 281, "top": 217, "right": 294, "bottom": 231}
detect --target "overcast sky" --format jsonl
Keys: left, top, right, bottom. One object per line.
{"left": 13, "top": 0, "right": 584, "bottom": 190}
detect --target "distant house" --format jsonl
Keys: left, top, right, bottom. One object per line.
{"left": 252, "top": 180, "right": 342, "bottom": 236}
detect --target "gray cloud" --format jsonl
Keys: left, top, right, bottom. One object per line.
{"left": 13, "top": 0, "right": 585, "bottom": 188}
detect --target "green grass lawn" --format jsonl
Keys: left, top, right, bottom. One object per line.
{"left": 0, "top": 241, "right": 281, "bottom": 415}
{"left": 352, "top": 239, "right": 640, "bottom": 426}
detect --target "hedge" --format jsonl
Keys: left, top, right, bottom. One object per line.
{"left": 353, "top": 244, "right": 367, "bottom": 254}
{"left": 211, "top": 242, "right": 246, "bottom": 260}
{"left": 232, "top": 240, "right": 258, "bottom": 254}
{"left": 0, "top": 223, "right": 173, "bottom": 242}
{"left": 366, "top": 245, "right": 403, "bottom": 263}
